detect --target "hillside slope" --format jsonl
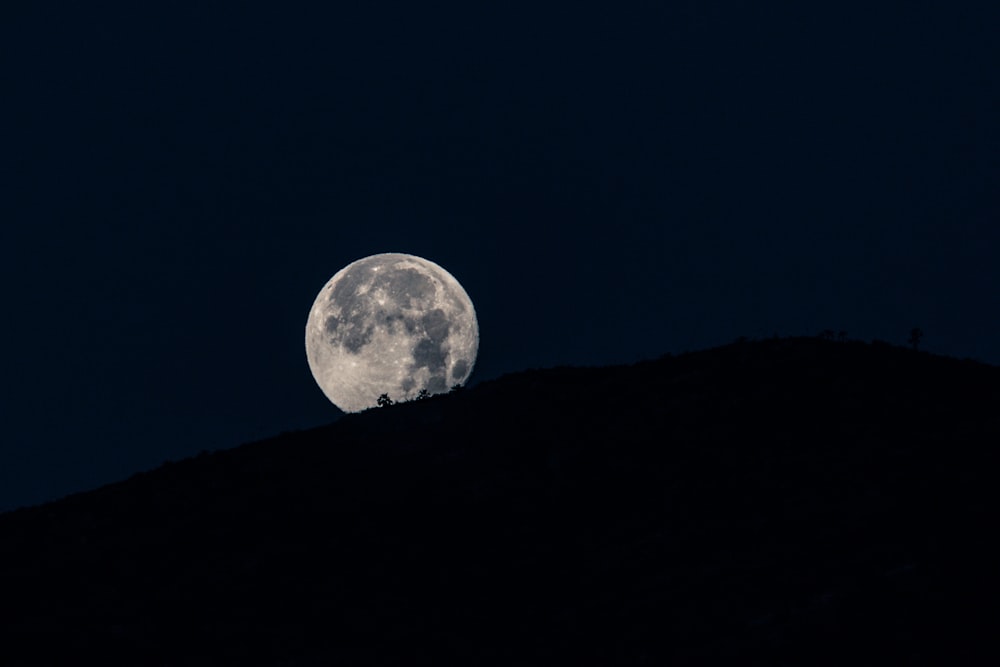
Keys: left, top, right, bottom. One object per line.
{"left": 1, "top": 337, "right": 998, "bottom": 665}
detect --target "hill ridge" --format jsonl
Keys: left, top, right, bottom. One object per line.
{"left": 1, "top": 336, "right": 997, "bottom": 665}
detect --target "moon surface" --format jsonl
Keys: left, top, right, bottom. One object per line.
{"left": 305, "top": 253, "right": 479, "bottom": 412}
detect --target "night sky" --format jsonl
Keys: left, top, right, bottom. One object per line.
{"left": 3, "top": 2, "right": 998, "bottom": 511}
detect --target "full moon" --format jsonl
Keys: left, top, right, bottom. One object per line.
{"left": 305, "top": 253, "right": 479, "bottom": 412}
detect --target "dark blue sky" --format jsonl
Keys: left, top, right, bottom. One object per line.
{"left": 2, "top": 1, "right": 998, "bottom": 510}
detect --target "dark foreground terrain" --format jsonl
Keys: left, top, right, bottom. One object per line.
{"left": 2, "top": 337, "right": 998, "bottom": 665}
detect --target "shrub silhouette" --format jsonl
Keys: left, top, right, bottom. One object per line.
{"left": 908, "top": 327, "right": 924, "bottom": 350}
{"left": 416, "top": 389, "right": 430, "bottom": 400}
{"left": 377, "top": 393, "right": 394, "bottom": 407}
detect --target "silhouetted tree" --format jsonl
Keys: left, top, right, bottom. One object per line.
{"left": 838, "top": 331, "right": 848, "bottom": 342}
{"left": 909, "top": 327, "right": 924, "bottom": 350}
{"left": 819, "top": 329, "right": 835, "bottom": 340}
{"left": 416, "top": 389, "right": 429, "bottom": 400}
{"left": 377, "top": 393, "right": 394, "bottom": 407}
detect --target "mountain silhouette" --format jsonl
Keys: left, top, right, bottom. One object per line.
{"left": 1, "top": 337, "right": 998, "bottom": 665}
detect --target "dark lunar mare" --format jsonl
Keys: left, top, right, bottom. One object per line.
{"left": 424, "top": 375, "right": 448, "bottom": 394}
{"left": 408, "top": 307, "right": 451, "bottom": 394}
{"left": 374, "top": 267, "right": 435, "bottom": 308}
{"left": 324, "top": 264, "right": 379, "bottom": 354}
